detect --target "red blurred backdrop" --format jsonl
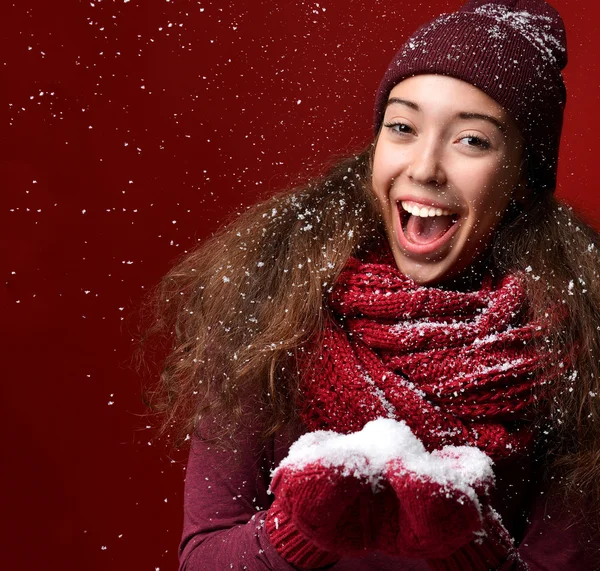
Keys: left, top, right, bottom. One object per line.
{"left": 2, "top": 1, "right": 598, "bottom": 569}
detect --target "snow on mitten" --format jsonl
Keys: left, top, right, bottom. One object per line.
{"left": 382, "top": 443, "right": 522, "bottom": 569}
{"left": 381, "top": 445, "right": 494, "bottom": 559}
{"left": 386, "top": 446, "right": 527, "bottom": 571}
{"left": 265, "top": 429, "right": 396, "bottom": 568}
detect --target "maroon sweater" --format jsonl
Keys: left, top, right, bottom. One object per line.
{"left": 178, "top": 418, "right": 598, "bottom": 570}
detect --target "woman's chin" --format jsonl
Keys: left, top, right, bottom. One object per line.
{"left": 392, "top": 246, "right": 494, "bottom": 290}
{"left": 390, "top": 252, "right": 456, "bottom": 286}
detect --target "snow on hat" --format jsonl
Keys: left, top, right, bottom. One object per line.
{"left": 373, "top": 0, "right": 567, "bottom": 193}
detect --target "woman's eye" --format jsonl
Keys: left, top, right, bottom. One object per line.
{"left": 458, "top": 134, "right": 491, "bottom": 149}
{"left": 383, "top": 122, "right": 414, "bottom": 136}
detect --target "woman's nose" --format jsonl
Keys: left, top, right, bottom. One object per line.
{"left": 406, "top": 138, "right": 447, "bottom": 187}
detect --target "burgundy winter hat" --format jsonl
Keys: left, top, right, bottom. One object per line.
{"left": 373, "top": 0, "right": 567, "bottom": 193}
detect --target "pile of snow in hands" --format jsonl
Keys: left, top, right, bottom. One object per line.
{"left": 273, "top": 418, "right": 494, "bottom": 501}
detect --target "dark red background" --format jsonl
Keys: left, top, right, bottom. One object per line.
{"left": 2, "top": 1, "right": 598, "bottom": 569}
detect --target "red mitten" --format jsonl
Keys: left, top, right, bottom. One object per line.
{"left": 265, "top": 495, "right": 341, "bottom": 569}
{"left": 381, "top": 457, "right": 485, "bottom": 558}
{"left": 266, "top": 419, "right": 510, "bottom": 569}
{"left": 425, "top": 505, "right": 523, "bottom": 571}
{"left": 382, "top": 446, "right": 520, "bottom": 570}
{"left": 265, "top": 430, "right": 397, "bottom": 567}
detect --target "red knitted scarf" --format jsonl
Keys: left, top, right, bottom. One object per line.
{"left": 298, "top": 253, "right": 558, "bottom": 462}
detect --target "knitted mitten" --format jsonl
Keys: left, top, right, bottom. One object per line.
{"left": 383, "top": 452, "right": 521, "bottom": 570}
{"left": 265, "top": 496, "right": 341, "bottom": 569}
{"left": 266, "top": 419, "right": 511, "bottom": 568}
{"left": 425, "top": 505, "right": 523, "bottom": 571}
{"left": 380, "top": 457, "right": 485, "bottom": 559}
{"left": 266, "top": 457, "right": 394, "bottom": 567}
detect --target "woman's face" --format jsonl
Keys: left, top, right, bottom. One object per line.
{"left": 372, "top": 74, "right": 525, "bottom": 285}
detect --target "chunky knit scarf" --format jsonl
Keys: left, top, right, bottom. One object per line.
{"left": 298, "top": 253, "right": 558, "bottom": 462}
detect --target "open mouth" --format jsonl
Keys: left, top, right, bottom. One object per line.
{"left": 397, "top": 200, "right": 460, "bottom": 254}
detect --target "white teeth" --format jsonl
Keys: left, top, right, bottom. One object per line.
{"left": 400, "top": 201, "right": 453, "bottom": 217}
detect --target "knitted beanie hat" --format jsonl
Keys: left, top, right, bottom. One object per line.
{"left": 373, "top": 0, "right": 567, "bottom": 193}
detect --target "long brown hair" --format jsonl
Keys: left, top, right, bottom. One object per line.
{"left": 137, "top": 147, "right": 382, "bottom": 440}
{"left": 136, "top": 142, "right": 600, "bottom": 512}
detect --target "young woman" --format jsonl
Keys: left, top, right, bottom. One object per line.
{"left": 143, "top": 0, "right": 600, "bottom": 569}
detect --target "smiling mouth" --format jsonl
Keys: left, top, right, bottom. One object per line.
{"left": 397, "top": 200, "right": 460, "bottom": 253}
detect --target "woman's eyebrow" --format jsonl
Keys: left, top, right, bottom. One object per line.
{"left": 456, "top": 112, "right": 507, "bottom": 133}
{"left": 386, "top": 97, "right": 420, "bottom": 111}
